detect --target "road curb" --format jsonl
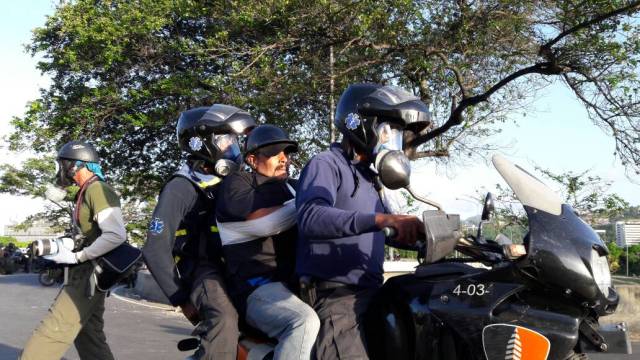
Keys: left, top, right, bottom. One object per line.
{"left": 110, "top": 285, "right": 177, "bottom": 312}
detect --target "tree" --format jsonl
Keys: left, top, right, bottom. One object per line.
{"left": 479, "top": 165, "right": 630, "bottom": 246}
{"left": 0, "top": 236, "right": 19, "bottom": 247}
{"left": 3, "top": 0, "right": 640, "bottom": 227}
{"left": 607, "top": 241, "right": 623, "bottom": 274}
{"left": 472, "top": 186, "right": 530, "bottom": 244}
{"left": 535, "top": 167, "right": 630, "bottom": 220}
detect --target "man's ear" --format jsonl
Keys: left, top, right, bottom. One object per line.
{"left": 245, "top": 154, "right": 256, "bottom": 169}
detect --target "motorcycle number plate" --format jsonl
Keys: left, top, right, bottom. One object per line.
{"left": 482, "top": 324, "right": 550, "bottom": 360}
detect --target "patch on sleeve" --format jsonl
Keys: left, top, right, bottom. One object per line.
{"left": 148, "top": 217, "right": 165, "bottom": 235}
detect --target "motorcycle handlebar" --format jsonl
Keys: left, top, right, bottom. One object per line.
{"left": 383, "top": 226, "right": 425, "bottom": 252}
{"left": 382, "top": 227, "right": 397, "bottom": 238}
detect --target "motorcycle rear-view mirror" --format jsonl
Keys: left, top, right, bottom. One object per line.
{"left": 376, "top": 150, "right": 411, "bottom": 190}
{"left": 481, "top": 192, "right": 495, "bottom": 221}
{"left": 376, "top": 149, "right": 444, "bottom": 210}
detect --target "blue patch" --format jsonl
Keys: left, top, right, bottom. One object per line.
{"left": 189, "top": 137, "right": 203, "bottom": 151}
{"left": 345, "top": 113, "right": 361, "bottom": 130}
{"left": 247, "top": 276, "right": 272, "bottom": 287}
{"left": 148, "top": 217, "right": 164, "bottom": 235}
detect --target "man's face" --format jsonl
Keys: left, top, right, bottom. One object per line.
{"left": 248, "top": 150, "right": 290, "bottom": 179}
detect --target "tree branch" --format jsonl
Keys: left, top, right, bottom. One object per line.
{"left": 427, "top": 50, "right": 470, "bottom": 98}
{"left": 409, "top": 62, "right": 567, "bottom": 147}
{"left": 411, "top": 149, "right": 450, "bottom": 159}
{"left": 540, "top": 1, "right": 640, "bottom": 54}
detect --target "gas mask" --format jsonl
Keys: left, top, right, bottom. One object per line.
{"left": 55, "top": 158, "right": 77, "bottom": 187}
{"left": 372, "top": 122, "right": 412, "bottom": 214}
{"left": 212, "top": 134, "right": 242, "bottom": 177}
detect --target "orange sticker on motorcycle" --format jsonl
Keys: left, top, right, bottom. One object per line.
{"left": 482, "top": 324, "right": 550, "bottom": 360}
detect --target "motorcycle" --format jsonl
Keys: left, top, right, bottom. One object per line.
{"left": 37, "top": 259, "right": 64, "bottom": 287}
{"left": 364, "top": 153, "right": 631, "bottom": 359}
{"left": 180, "top": 154, "right": 631, "bottom": 360}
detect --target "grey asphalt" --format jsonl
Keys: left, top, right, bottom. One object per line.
{"left": 0, "top": 274, "right": 193, "bottom": 360}
{"left": 591, "top": 344, "right": 640, "bottom": 360}
{"left": 1, "top": 274, "right": 638, "bottom": 359}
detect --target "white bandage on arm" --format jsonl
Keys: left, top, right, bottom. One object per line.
{"left": 75, "top": 207, "right": 127, "bottom": 262}
{"left": 218, "top": 200, "right": 297, "bottom": 246}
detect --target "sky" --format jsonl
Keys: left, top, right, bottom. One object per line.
{"left": 1, "top": 1, "right": 639, "bottom": 233}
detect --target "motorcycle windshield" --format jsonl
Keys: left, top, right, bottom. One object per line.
{"left": 491, "top": 155, "right": 617, "bottom": 313}
{"left": 491, "top": 154, "right": 562, "bottom": 216}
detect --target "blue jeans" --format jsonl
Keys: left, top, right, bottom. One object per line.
{"left": 246, "top": 282, "right": 320, "bottom": 360}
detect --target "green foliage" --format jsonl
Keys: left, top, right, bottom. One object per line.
{"left": 0, "top": 236, "right": 18, "bottom": 246}
{"left": 3, "top": 0, "right": 640, "bottom": 232}
{"left": 535, "top": 167, "right": 630, "bottom": 219}
{"left": 0, "top": 237, "right": 31, "bottom": 249}
{"left": 482, "top": 223, "right": 529, "bottom": 244}
{"left": 489, "top": 166, "right": 632, "bottom": 233}
{"left": 123, "top": 197, "right": 158, "bottom": 246}
{"left": 607, "top": 241, "right": 623, "bottom": 273}
{"left": 608, "top": 242, "right": 640, "bottom": 276}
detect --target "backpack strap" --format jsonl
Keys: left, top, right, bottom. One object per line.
{"left": 72, "top": 175, "right": 99, "bottom": 248}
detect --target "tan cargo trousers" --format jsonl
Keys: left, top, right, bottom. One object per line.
{"left": 20, "top": 262, "right": 114, "bottom": 360}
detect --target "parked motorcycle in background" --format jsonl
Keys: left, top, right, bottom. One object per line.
{"left": 37, "top": 259, "right": 64, "bottom": 287}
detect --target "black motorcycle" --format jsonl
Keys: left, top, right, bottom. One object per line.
{"left": 37, "top": 259, "right": 64, "bottom": 287}
{"left": 365, "top": 153, "right": 631, "bottom": 360}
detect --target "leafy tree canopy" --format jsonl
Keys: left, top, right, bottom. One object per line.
{"left": 3, "top": 0, "right": 640, "bottom": 228}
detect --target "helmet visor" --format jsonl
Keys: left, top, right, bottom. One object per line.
{"left": 374, "top": 122, "right": 403, "bottom": 154}
{"left": 213, "top": 134, "right": 241, "bottom": 161}
{"left": 55, "top": 159, "right": 76, "bottom": 187}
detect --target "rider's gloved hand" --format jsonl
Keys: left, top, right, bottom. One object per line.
{"left": 43, "top": 245, "right": 79, "bottom": 264}
{"left": 375, "top": 213, "right": 424, "bottom": 246}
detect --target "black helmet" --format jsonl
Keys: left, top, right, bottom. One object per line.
{"left": 245, "top": 124, "right": 298, "bottom": 157}
{"left": 57, "top": 140, "right": 100, "bottom": 162}
{"left": 177, "top": 104, "right": 256, "bottom": 176}
{"left": 176, "top": 104, "right": 257, "bottom": 158}
{"left": 334, "top": 83, "right": 431, "bottom": 154}
{"left": 55, "top": 140, "right": 100, "bottom": 187}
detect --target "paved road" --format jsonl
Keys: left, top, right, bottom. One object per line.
{"left": 1, "top": 274, "right": 638, "bottom": 359}
{"left": 591, "top": 343, "right": 640, "bottom": 360}
{"left": 0, "top": 274, "right": 193, "bottom": 360}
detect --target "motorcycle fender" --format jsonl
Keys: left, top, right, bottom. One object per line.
{"left": 482, "top": 324, "right": 550, "bottom": 360}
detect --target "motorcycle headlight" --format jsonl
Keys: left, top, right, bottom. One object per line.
{"left": 590, "top": 249, "right": 612, "bottom": 297}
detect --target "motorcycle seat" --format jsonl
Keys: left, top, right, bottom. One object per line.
{"left": 414, "top": 262, "right": 485, "bottom": 279}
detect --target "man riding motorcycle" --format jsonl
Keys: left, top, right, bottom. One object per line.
{"left": 216, "top": 124, "right": 319, "bottom": 360}
{"left": 295, "top": 83, "right": 431, "bottom": 359}
{"left": 142, "top": 104, "right": 255, "bottom": 360}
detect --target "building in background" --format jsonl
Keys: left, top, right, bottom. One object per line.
{"left": 3, "top": 219, "right": 63, "bottom": 243}
{"left": 615, "top": 221, "right": 640, "bottom": 247}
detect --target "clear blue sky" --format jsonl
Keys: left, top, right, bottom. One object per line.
{"left": 0, "top": 1, "right": 56, "bottom": 230}
{"left": 1, "top": 1, "right": 638, "bottom": 228}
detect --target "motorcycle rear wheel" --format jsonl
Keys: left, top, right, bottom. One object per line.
{"left": 39, "top": 270, "right": 56, "bottom": 286}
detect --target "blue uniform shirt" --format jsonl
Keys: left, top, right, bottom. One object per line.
{"left": 296, "top": 143, "right": 386, "bottom": 288}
